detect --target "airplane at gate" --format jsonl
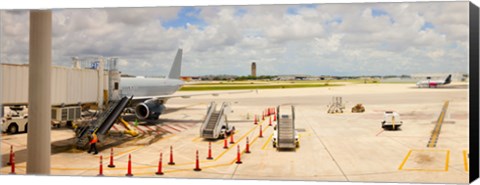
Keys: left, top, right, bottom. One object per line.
{"left": 120, "top": 49, "right": 251, "bottom": 120}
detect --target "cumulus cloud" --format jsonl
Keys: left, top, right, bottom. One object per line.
{"left": 0, "top": 1, "right": 469, "bottom": 76}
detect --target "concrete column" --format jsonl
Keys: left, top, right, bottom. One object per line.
{"left": 0, "top": 66, "right": 3, "bottom": 118}
{"left": 27, "top": 10, "right": 52, "bottom": 175}
{"left": 0, "top": 11, "right": 3, "bottom": 118}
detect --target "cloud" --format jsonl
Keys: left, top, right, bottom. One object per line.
{"left": 0, "top": 1, "right": 469, "bottom": 76}
{"left": 117, "top": 58, "right": 129, "bottom": 67}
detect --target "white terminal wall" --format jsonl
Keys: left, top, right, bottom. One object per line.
{"left": 1, "top": 64, "right": 105, "bottom": 106}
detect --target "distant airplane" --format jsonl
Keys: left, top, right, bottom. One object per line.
{"left": 120, "top": 49, "right": 250, "bottom": 120}
{"left": 416, "top": 74, "right": 452, "bottom": 88}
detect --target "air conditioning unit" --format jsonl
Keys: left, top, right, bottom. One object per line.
{"left": 51, "top": 106, "right": 81, "bottom": 121}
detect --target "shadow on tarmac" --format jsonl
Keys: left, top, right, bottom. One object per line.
{"left": 1, "top": 131, "right": 141, "bottom": 167}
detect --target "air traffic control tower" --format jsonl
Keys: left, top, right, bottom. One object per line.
{"left": 251, "top": 62, "right": 256, "bottom": 77}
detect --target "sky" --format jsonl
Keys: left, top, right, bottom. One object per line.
{"left": 0, "top": 2, "right": 470, "bottom": 77}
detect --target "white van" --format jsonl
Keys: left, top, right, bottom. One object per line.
{"left": 381, "top": 111, "right": 403, "bottom": 130}
{"left": 1, "top": 106, "right": 29, "bottom": 134}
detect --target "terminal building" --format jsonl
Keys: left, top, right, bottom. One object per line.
{"left": 410, "top": 73, "right": 468, "bottom": 82}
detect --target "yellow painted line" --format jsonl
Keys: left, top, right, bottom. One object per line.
{"left": 463, "top": 150, "right": 469, "bottom": 172}
{"left": 50, "top": 164, "right": 157, "bottom": 171}
{"left": 400, "top": 169, "right": 448, "bottom": 172}
{"left": 247, "top": 138, "right": 260, "bottom": 152}
{"left": 163, "top": 168, "right": 191, "bottom": 173}
{"left": 445, "top": 150, "right": 450, "bottom": 171}
{"left": 398, "top": 150, "right": 413, "bottom": 170}
{"left": 115, "top": 146, "right": 144, "bottom": 157}
{"left": 159, "top": 133, "right": 178, "bottom": 141}
{"left": 50, "top": 167, "right": 97, "bottom": 171}
{"left": 54, "top": 145, "right": 146, "bottom": 170}
{"left": 114, "top": 162, "right": 234, "bottom": 176}
{"left": 201, "top": 162, "right": 232, "bottom": 169}
{"left": 427, "top": 101, "right": 449, "bottom": 148}
{"left": 399, "top": 149, "right": 450, "bottom": 172}
{"left": 124, "top": 168, "right": 192, "bottom": 175}
{"left": 229, "top": 156, "right": 238, "bottom": 164}
{"left": 224, "top": 120, "right": 273, "bottom": 165}
{"left": 191, "top": 136, "right": 201, "bottom": 142}
{"left": 209, "top": 120, "right": 265, "bottom": 146}
{"left": 127, "top": 119, "right": 268, "bottom": 169}
{"left": 227, "top": 120, "right": 274, "bottom": 163}
{"left": 141, "top": 120, "right": 272, "bottom": 173}
{"left": 261, "top": 134, "right": 273, "bottom": 150}
{"left": 36, "top": 114, "right": 271, "bottom": 173}
{"left": 408, "top": 149, "right": 449, "bottom": 153}
{"left": 138, "top": 119, "right": 267, "bottom": 168}
{"left": 212, "top": 121, "right": 265, "bottom": 161}
{"left": 298, "top": 133, "right": 311, "bottom": 138}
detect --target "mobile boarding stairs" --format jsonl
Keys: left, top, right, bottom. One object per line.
{"left": 273, "top": 105, "right": 299, "bottom": 150}
{"left": 199, "top": 102, "right": 234, "bottom": 139}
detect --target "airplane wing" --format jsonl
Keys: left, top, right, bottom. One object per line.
{"left": 128, "top": 90, "right": 255, "bottom": 105}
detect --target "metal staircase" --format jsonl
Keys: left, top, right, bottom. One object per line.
{"left": 200, "top": 102, "right": 231, "bottom": 139}
{"left": 277, "top": 105, "right": 297, "bottom": 149}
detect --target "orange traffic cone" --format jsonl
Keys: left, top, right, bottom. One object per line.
{"left": 259, "top": 125, "right": 263, "bottom": 138}
{"left": 245, "top": 137, "right": 251, "bottom": 154}
{"left": 7, "top": 145, "right": 12, "bottom": 166}
{"left": 125, "top": 154, "right": 133, "bottom": 177}
{"left": 230, "top": 132, "right": 235, "bottom": 144}
{"left": 207, "top": 142, "right": 213, "bottom": 160}
{"left": 194, "top": 150, "right": 202, "bottom": 171}
{"left": 108, "top": 148, "right": 115, "bottom": 168}
{"left": 155, "top": 152, "right": 164, "bottom": 175}
{"left": 9, "top": 153, "right": 15, "bottom": 175}
{"left": 235, "top": 145, "right": 242, "bottom": 164}
{"left": 223, "top": 135, "right": 229, "bottom": 149}
{"left": 168, "top": 146, "right": 175, "bottom": 165}
{"left": 98, "top": 155, "right": 104, "bottom": 176}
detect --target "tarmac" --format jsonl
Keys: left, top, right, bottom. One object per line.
{"left": 0, "top": 82, "right": 470, "bottom": 183}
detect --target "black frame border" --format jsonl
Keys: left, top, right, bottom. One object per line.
{"left": 469, "top": 1, "right": 479, "bottom": 183}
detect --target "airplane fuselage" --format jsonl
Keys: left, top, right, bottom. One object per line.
{"left": 416, "top": 80, "right": 445, "bottom": 88}
{"left": 120, "top": 77, "right": 184, "bottom": 97}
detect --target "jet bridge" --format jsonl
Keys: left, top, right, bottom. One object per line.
{"left": 273, "top": 105, "right": 299, "bottom": 149}
{"left": 200, "top": 102, "right": 234, "bottom": 139}
{"left": 75, "top": 96, "right": 133, "bottom": 149}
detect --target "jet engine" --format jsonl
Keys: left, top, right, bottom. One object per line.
{"left": 135, "top": 100, "right": 165, "bottom": 120}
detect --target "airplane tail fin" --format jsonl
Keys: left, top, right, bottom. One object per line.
{"left": 444, "top": 74, "right": 452, "bottom": 85}
{"left": 167, "top": 49, "right": 182, "bottom": 79}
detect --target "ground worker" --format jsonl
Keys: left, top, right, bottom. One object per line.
{"left": 87, "top": 130, "right": 99, "bottom": 155}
